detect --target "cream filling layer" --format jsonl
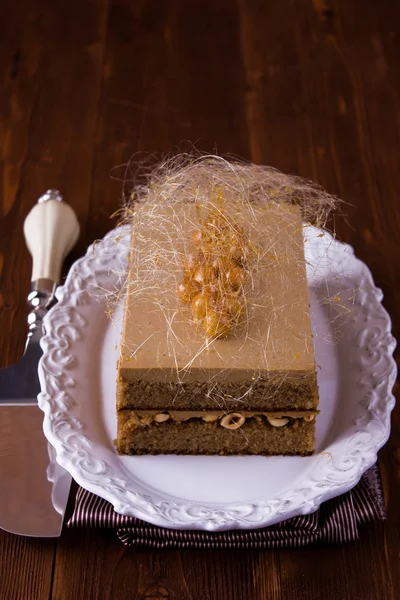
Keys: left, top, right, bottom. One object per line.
{"left": 125, "top": 410, "right": 318, "bottom": 430}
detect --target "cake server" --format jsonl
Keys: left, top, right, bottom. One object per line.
{"left": 0, "top": 190, "right": 80, "bottom": 537}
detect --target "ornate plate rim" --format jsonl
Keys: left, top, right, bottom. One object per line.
{"left": 38, "top": 226, "right": 397, "bottom": 530}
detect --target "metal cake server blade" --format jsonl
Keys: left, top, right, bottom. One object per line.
{"left": 0, "top": 189, "right": 80, "bottom": 537}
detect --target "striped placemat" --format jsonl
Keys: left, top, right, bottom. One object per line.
{"left": 67, "top": 464, "right": 385, "bottom": 548}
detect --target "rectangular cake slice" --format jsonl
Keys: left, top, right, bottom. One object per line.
{"left": 116, "top": 198, "right": 318, "bottom": 455}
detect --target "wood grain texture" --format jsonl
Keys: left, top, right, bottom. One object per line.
{"left": 0, "top": 0, "right": 109, "bottom": 367}
{"left": 52, "top": 529, "right": 280, "bottom": 600}
{"left": 0, "top": 0, "right": 399, "bottom": 599}
{"left": 0, "top": 530, "right": 55, "bottom": 600}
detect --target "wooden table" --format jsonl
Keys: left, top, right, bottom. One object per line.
{"left": 1, "top": 1, "right": 399, "bottom": 598}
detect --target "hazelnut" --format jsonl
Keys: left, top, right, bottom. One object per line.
{"left": 202, "top": 414, "right": 219, "bottom": 422}
{"left": 267, "top": 416, "right": 289, "bottom": 427}
{"left": 177, "top": 279, "right": 199, "bottom": 304}
{"left": 224, "top": 266, "right": 247, "bottom": 291}
{"left": 220, "top": 413, "right": 245, "bottom": 430}
{"left": 193, "top": 265, "right": 217, "bottom": 285}
{"left": 203, "top": 309, "right": 232, "bottom": 338}
{"left": 191, "top": 291, "right": 209, "bottom": 320}
{"left": 193, "top": 265, "right": 205, "bottom": 284}
{"left": 303, "top": 414, "right": 315, "bottom": 422}
{"left": 153, "top": 413, "right": 170, "bottom": 423}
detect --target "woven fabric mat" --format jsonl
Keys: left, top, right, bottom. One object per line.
{"left": 67, "top": 464, "right": 385, "bottom": 548}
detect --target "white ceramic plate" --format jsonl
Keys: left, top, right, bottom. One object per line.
{"left": 38, "top": 225, "right": 396, "bottom": 531}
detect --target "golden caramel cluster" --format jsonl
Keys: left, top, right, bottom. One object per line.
{"left": 177, "top": 209, "right": 250, "bottom": 338}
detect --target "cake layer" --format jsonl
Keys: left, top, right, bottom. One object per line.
{"left": 117, "top": 373, "right": 318, "bottom": 411}
{"left": 115, "top": 410, "right": 315, "bottom": 456}
{"left": 118, "top": 200, "right": 318, "bottom": 413}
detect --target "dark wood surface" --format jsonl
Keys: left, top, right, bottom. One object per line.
{"left": 0, "top": 0, "right": 399, "bottom": 598}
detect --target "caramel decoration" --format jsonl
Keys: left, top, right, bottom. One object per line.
{"left": 177, "top": 207, "right": 250, "bottom": 338}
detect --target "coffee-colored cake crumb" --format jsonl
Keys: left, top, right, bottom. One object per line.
{"left": 115, "top": 411, "right": 315, "bottom": 456}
